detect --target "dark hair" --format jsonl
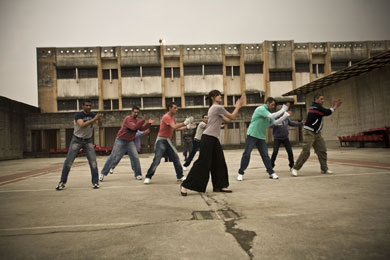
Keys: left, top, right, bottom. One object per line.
{"left": 167, "top": 102, "right": 177, "bottom": 110}
{"left": 131, "top": 106, "right": 140, "bottom": 111}
{"left": 82, "top": 99, "right": 92, "bottom": 105}
{"left": 314, "top": 93, "right": 323, "bottom": 101}
{"left": 202, "top": 114, "right": 207, "bottom": 118}
{"left": 206, "top": 90, "right": 222, "bottom": 107}
{"left": 265, "top": 97, "right": 276, "bottom": 104}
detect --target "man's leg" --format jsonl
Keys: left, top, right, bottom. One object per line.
{"left": 60, "top": 137, "right": 82, "bottom": 184}
{"left": 283, "top": 139, "right": 295, "bottom": 169}
{"left": 313, "top": 133, "right": 328, "bottom": 172}
{"left": 128, "top": 141, "right": 142, "bottom": 178}
{"left": 101, "top": 138, "right": 127, "bottom": 176}
{"left": 255, "top": 139, "right": 274, "bottom": 175}
{"left": 293, "top": 129, "right": 315, "bottom": 170}
{"left": 183, "top": 140, "right": 200, "bottom": 167}
{"left": 238, "top": 136, "right": 257, "bottom": 175}
{"left": 83, "top": 140, "right": 99, "bottom": 185}
{"left": 271, "top": 139, "right": 282, "bottom": 169}
{"left": 145, "top": 140, "right": 166, "bottom": 179}
{"left": 165, "top": 142, "right": 184, "bottom": 179}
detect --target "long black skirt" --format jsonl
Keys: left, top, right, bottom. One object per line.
{"left": 181, "top": 134, "right": 229, "bottom": 192}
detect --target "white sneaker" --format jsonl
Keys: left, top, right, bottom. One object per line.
{"left": 99, "top": 173, "right": 104, "bottom": 181}
{"left": 144, "top": 178, "right": 151, "bottom": 184}
{"left": 135, "top": 175, "right": 142, "bottom": 180}
{"left": 177, "top": 176, "right": 186, "bottom": 182}
{"left": 237, "top": 174, "right": 243, "bottom": 181}
{"left": 183, "top": 166, "right": 187, "bottom": 171}
{"left": 269, "top": 173, "right": 279, "bottom": 179}
{"left": 291, "top": 168, "right": 298, "bottom": 177}
{"left": 109, "top": 169, "right": 114, "bottom": 174}
{"left": 321, "top": 169, "right": 333, "bottom": 174}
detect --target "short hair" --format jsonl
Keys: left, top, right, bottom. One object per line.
{"left": 131, "top": 106, "right": 140, "bottom": 111}
{"left": 265, "top": 97, "right": 276, "bottom": 104}
{"left": 314, "top": 93, "right": 323, "bottom": 101}
{"left": 202, "top": 114, "right": 207, "bottom": 118}
{"left": 167, "top": 102, "right": 177, "bottom": 110}
{"left": 82, "top": 99, "right": 92, "bottom": 105}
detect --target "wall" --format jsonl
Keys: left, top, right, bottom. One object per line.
{"left": 0, "top": 97, "right": 40, "bottom": 160}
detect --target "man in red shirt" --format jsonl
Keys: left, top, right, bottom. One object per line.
{"left": 99, "top": 106, "right": 154, "bottom": 181}
{"left": 144, "top": 102, "right": 193, "bottom": 184}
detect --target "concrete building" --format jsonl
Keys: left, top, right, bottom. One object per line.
{"left": 283, "top": 50, "right": 390, "bottom": 146}
{"left": 31, "top": 40, "right": 389, "bottom": 153}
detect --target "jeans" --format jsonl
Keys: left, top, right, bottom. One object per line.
{"left": 183, "top": 139, "right": 200, "bottom": 167}
{"left": 271, "top": 138, "right": 294, "bottom": 169}
{"left": 146, "top": 139, "right": 183, "bottom": 179}
{"left": 238, "top": 135, "right": 274, "bottom": 175}
{"left": 101, "top": 137, "right": 141, "bottom": 177}
{"left": 60, "top": 136, "right": 99, "bottom": 185}
{"left": 294, "top": 129, "right": 328, "bottom": 172}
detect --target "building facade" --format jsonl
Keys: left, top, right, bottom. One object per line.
{"left": 32, "top": 40, "right": 389, "bottom": 153}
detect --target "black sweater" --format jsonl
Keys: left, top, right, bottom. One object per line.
{"left": 303, "top": 102, "right": 334, "bottom": 133}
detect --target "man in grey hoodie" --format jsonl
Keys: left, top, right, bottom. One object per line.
{"left": 269, "top": 103, "right": 304, "bottom": 171}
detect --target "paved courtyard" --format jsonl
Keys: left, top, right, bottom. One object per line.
{"left": 0, "top": 147, "right": 389, "bottom": 260}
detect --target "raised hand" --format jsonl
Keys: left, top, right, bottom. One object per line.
{"left": 148, "top": 118, "right": 155, "bottom": 124}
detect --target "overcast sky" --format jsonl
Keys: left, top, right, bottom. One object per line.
{"left": 0, "top": 0, "right": 389, "bottom": 107}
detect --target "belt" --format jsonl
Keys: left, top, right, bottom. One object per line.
{"left": 74, "top": 135, "right": 92, "bottom": 142}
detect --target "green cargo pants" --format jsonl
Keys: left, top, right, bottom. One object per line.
{"left": 293, "top": 129, "right": 328, "bottom": 172}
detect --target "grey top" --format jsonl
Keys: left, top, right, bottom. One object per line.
{"left": 203, "top": 104, "right": 227, "bottom": 139}
{"left": 270, "top": 118, "right": 302, "bottom": 140}
{"left": 73, "top": 111, "right": 96, "bottom": 139}
{"left": 194, "top": 121, "right": 207, "bottom": 141}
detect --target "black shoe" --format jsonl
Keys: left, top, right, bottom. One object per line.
{"left": 56, "top": 182, "right": 65, "bottom": 190}
{"left": 213, "top": 188, "right": 232, "bottom": 193}
{"left": 180, "top": 185, "right": 187, "bottom": 196}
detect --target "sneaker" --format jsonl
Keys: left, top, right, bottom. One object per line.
{"left": 177, "top": 176, "right": 186, "bottom": 182}
{"left": 135, "top": 175, "right": 142, "bottom": 180}
{"left": 99, "top": 173, "right": 104, "bottom": 182}
{"left": 183, "top": 166, "right": 187, "bottom": 171}
{"left": 237, "top": 174, "right": 244, "bottom": 181}
{"left": 109, "top": 169, "right": 114, "bottom": 174}
{"left": 269, "top": 173, "right": 279, "bottom": 179}
{"left": 144, "top": 178, "right": 151, "bottom": 184}
{"left": 55, "top": 182, "right": 65, "bottom": 190}
{"left": 291, "top": 168, "right": 298, "bottom": 177}
{"left": 321, "top": 169, "right": 333, "bottom": 174}
{"left": 92, "top": 183, "right": 100, "bottom": 189}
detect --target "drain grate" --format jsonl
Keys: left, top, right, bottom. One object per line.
{"left": 192, "top": 210, "right": 240, "bottom": 221}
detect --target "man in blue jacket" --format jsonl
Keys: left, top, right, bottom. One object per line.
{"left": 291, "top": 94, "right": 342, "bottom": 176}
{"left": 270, "top": 102, "right": 305, "bottom": 171}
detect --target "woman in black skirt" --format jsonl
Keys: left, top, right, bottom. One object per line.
{"left": 180, "top": 90, "right": 243, "bottom": 196}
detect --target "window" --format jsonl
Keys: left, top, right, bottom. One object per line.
{"left": 227, "top": 95, "right": 241, "bottom": 106}
{"left": 142, "top": 66, "right": 161, "bottom": 77}
{"left": 57, "top": 68, "right": 75, "bottom": 79}
{"left": 103, "top": 69, "right": 118, "bottom": 80}
{"left": 122, "top": 97, "right": 141, "bottom": 108}
{"left": 295, "top": 63, "right": 310, "bottom": 73}
{"left": 165, "top": 97, "right": 182, "bottom": 107}
{"left": 312, "top": 64, "right": 325, "bottom": 74}
{"left": 331, "top": 62, "right": 349, "bottom": 72}
{"left": 143, "top": 97, "right": 162, "bottom": 108}
{"left": 184, "top": 65, "right": 202, "bottom": 76}
{"left": 297, "top": 94, "right": 305, "bottom": 103}
{"left": 245, "top": 63, "right": 263, "bottom": 74}
{"left": 246, "top": 93, "right": 264, "bottom": 104}
{"left": 185, "top": 96, "right": 204, "bottom": 107}
{"left": 269, "top": 71, "right": 292, "bottom": 81}
{"left": 227, "top": 122, "right": 240, "bottom": 129}
{"left": 121, "top": 67, "right": 140, "bottom": 77}
{"left": 78, "top": 68, "right": 97, "bottom": 78}
{"left": 226, "top": 66, "right": 240, "bottom": 76}
{"left": 102, "top": 69, "right": 110, "bottom": 80}
{"left": 57, "top": 99, "right": 77, "bottom": 111}
{"left": 89, "top": 99, "right": 99, "bottom": 109}
{"left": 164, "top": 68, "right": 180, "bottom": 78}
{"left": 103, "top": 99, "right": 119, "bottom": 110}
{"left": 204, "top": 65, "right": 222, "bottom": 75}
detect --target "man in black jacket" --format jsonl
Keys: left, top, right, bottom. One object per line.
{"left": 291, "top": 94, "right": 342, "bottom": 176}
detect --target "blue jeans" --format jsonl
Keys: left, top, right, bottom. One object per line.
{"left": 238, "top": 135, "right": 274, "bottom": 175}
{"left": 101, "top": 137, "right": 141, "bottom": 177}
{"left": 146, "top": 139, "right": 183, "bottom": 179}
{"left": 183, "top": 139, "right": 200, "bottom": 167}
{"left": 60, "top": 136, "right": 99, "bottom": 185}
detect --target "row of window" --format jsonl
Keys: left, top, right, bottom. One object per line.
{"left": 57, "top": 93, "right": 265, "bottom": 111}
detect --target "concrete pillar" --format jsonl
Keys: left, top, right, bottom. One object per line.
{"left": 97, "top": 47, "right": 104, "bottom": 110}
{"left": 222, "top": 44, "right": 228, "bottom": 106}
{"left": 160, "top": 45, "right": 166, "bottom": 108}
{"left": 263, "top": 41, "right": 270, "bottom": 99}
{"left": 60, "top": 128, "right": 66, "bottom": 149}
{"left": 366, "top": 41, "right": 371, "bottom": 59}
{"left": 239, "top": 44, "right": 247, "bottom": 105}
{"left": 116, "top": 46, "right": 123, "bottom": 110}
{"left": 180, "top": 46, "right": 185, "bottom": 108}
{"left": 94, "top": 127, "right": 100, "bottom": 146}
{"left": 308, "top": 42, "right": 313, "bottom": 82}
{"left": 324, "top": 42, "right": 331, "bottom": 76}
{"left": 291, "top": 40, "right": 297, "bottom": 104}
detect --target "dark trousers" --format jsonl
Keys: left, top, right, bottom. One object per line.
{"left": 182, "top": 134, "right": 229, "bottom": 192}
{"left": 271, "top": 138, "right": 294, "bottom": 169}
{"left": 183, "top": 139, "right": 200, "bottom": 167}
